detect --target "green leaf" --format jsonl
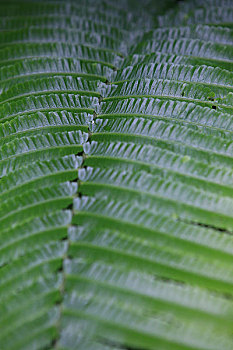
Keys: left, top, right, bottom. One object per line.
{"left": 1, "top": 0, "right": 233, "bottom": 349}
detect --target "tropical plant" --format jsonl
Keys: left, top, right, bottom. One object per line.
{"left": 0, "top": 0, "right": 233, "bottom": 349}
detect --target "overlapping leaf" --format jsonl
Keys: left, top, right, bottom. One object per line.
{"left": 0, "top": 0, "right": 233, "bottom": 350}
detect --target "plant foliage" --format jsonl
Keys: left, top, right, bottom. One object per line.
{"left": 0, "top": 0, "right": 233, "bottom": 349}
